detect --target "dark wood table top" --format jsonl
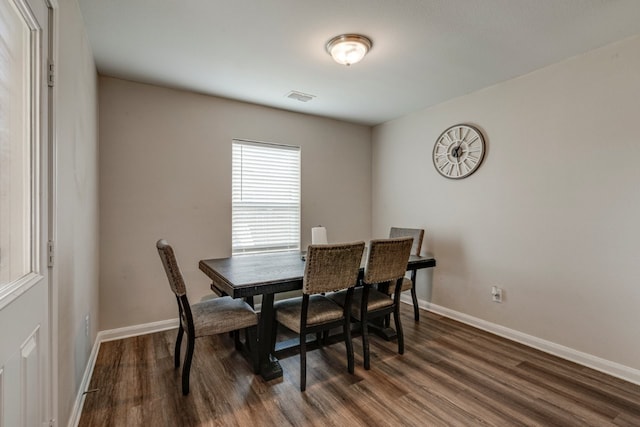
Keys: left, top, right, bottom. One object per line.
{"left": 199, "top": 250, "right": 436, "bottom": 298}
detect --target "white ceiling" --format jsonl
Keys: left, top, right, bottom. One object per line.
{"left": 77, "top": 0, "right": 640, "bottom": 126}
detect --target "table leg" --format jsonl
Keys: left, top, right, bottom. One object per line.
{"left": 369, "top": 323, "right": 398, "bottom": 340}
{"left": 257, "top": 292, "right": 283, "bottom": 380}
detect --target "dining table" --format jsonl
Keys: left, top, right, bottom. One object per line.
{"left": 199, "top": 250, "right": 436, "bottom": 380}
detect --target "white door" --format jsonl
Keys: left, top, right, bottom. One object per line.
{"left": 0, "top": 0, "right": 51, "bottom": 426}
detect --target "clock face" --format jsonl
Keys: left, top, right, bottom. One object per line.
{"left": 433, "top": 124, "right": 486, "bottom": 179}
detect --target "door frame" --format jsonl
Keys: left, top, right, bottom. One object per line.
{"left": 45, "top": 0, "right": 58, "bottom": 425}
{"left": 0, "top": 0, "right": 57, "bottom": 424}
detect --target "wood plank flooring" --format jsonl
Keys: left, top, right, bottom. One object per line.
{"left": 79, "top": 306, "right": 640, "bottom": 426}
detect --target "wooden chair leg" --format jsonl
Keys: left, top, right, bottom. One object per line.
{"left": 394, "top": 303, "right": 404, "bottom": 355}
{"left": 174, "top": 324, "right": 184, "bottom": 368}
{"left": 316, "top": 332, "right": 322, "bottom": 348}
{"left": 361, "top": 287, "right": 371, "bottom": 370}
{"left": 300, "top": 332, "right": 307, "bottom": 391}
{"left": 344, "top": 320, "right": 354, "bottom": 374}
{"left": 410, "top": 270, "right": 419, "bottom": 321}
{"left": 411, "top": 285, "right": 420, "bottom": 321}
{"left": 182, "top": 334, "right": 195, "bottom": 395}
{"left": 361, "top": 318, "right": 370, "bottom": 370}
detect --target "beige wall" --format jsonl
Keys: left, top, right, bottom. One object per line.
{"left": 372, "top": 35, "right": 640, "bottom": 371}
{"left": 98, "top": 77, "right": 371, "bottom": 330}
{"left": 56, "top": 0, "right": 99, "bottom": 423}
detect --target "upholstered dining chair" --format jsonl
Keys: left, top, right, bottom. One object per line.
{"left": 329, "top": 237, "right": 413, "bottom": 370}
{"left": 388, "top": 227, "right": 425, "bottom": 321}
{"left": 156, "top": 239, "right": 259, "bottom": 395}
{"left": 272, "top": 241, "right": 365, "bottom": 391}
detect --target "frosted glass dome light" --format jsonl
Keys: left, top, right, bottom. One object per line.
{"left": 326, "top": 34, "right": 372, "bottom": 66}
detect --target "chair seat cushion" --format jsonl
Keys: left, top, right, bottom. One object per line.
{"left": 187, "top": 296, "right": 258, "bottom": 337}
{"left": 328, "top": 287, "right": 393, "bottom": 320}
{"left": 387, "top": 277, "right": 412, "bottom": 295}
{"left": 275, "top": 295, "right": 344, "bottom": 333}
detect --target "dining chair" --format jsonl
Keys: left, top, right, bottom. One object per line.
{"left": 272, "top": 241, "right": 365, "bottom": 391}
{"left": 156, "top": 239, "right": 259, "bottom": 395}
{"left": 389, "top": 227, "right": 425, "bottom": 321}
{"left": 329, "top": 237, "right": 413, "bottom": 370}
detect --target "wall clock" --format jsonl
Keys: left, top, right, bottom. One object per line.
{"left": 432, "top": 124, "right": 486, "bottom": 179}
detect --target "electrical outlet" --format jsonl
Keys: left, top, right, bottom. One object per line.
{"left": 85, "top": 314, "right": 90, "bottom": 337}
{"left": 491, "top": 286, "right": 503, "bottom": 303}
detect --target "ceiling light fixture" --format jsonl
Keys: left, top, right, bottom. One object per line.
{"left": 326, "top": 34, "right": 372, "bottom": 66}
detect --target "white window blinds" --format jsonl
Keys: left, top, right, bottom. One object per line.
{"left": 232, "top": 140, "right": 300, "bottom": 254}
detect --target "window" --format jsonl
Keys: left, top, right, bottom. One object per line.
{"left": 232, "top": 140, "right": 300, "bottom": 254}
{"left": 0, "top": 0, "right": 34, "bottom": 290}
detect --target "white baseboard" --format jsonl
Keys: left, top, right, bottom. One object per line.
{"left": 400, "top": 295, "right": 640, "bottom": 386}
{"left": 67, "top": 318, "right": 179, "bottom": 426}
{"left": 67, "top": 335, "right": 101, "bottom": 427}
{"left": 98, "top": 318, "right": 179, "bottom": 342}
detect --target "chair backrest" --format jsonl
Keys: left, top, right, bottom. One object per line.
{"left": 389, "top": 227, "right": 424, "bottom": 256}
{"left": 156, "top": 239, "right": 187, "bottom": 297}
{"left": 303, "top": 242, "right": 365, "bottom": 295}
{"left": 364, "top": 237, "right": 413, "bottom": 285}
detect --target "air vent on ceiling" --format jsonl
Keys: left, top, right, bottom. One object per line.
{"left": 286, "top": 90, "right": 316, "bottom": 102}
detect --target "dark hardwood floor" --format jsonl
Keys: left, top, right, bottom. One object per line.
{"left": 79, "top": 305, "right": 640, "bottom": 426}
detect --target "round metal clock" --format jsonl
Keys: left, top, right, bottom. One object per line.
{"left": 432, "top": 124, "right": 486, "bottom": 179}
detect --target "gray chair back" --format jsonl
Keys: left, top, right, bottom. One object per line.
{"left": 364, "top": 237, "right": 413, "bottom": 285}
{"left": 157, "top": 239, "right": 186, "bottom": 296}
{"left": 303, "top": 242, "right": 365, "bottom": 294}
{"left": 389, "top": 227, "right": 424, "bottom": 256}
